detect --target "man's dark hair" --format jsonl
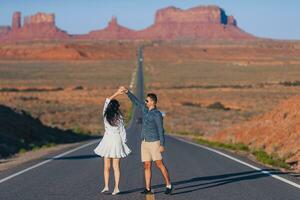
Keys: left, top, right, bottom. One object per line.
{"left": 147, "top": 93, "right": 158, "bottom": 104}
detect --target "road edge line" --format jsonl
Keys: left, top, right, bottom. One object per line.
{"left": 0, "top": 139, "right": 99, "bottom": 184}
{"left": 169, "top": 135, "right": 300, "bottom": 190}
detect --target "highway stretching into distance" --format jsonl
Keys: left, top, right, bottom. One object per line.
{"left": 0, "top": 47, "right": 300, "bottom": 200}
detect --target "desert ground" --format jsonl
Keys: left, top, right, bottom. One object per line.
{"left": 1, "top": 40, "right": 300, "bottom": 170}
{"left": 143, "top": 59, "right": 300, "bottom": 135}
{"left": 141, "top": 40, "right": 300, "bottom": 135}
{"left": 0, "top": 60, "right": 136, "bottom": 134}
{"left": 1, "top": 40, "right": 300, "bottom": 136}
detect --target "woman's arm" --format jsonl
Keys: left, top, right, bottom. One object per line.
{"left": 108, "top": 88, "right": 123, "bottom": 100}
{"left": 103, "top": 88, "right": 123, "bottom": 116}
{"left": 103, "top": 98, "right": 110, "bottom": 116}
{"left": 119, "top": 117, "right": 127, "bottom": 143}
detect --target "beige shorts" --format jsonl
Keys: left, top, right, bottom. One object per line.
{"left": 141, "top": 140, "right": 162, "bottom": 162}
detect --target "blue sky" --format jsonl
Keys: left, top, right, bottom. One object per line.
{"left": 0, "top": 0, "right": 299, "bottom": 40}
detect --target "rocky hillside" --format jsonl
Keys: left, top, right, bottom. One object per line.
{"left": 211, "top": 95, "right": 300, "bottom": 171}
{"left": 0, "top": 105, "right": 92, "bottom": 159}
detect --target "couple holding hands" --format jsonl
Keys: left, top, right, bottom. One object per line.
{"left": 94, "top": 86, "right": 173, "bottom": 195}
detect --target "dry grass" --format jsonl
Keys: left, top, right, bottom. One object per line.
{"left": 143, "top": 60, "right": 300, "bottom": 135}
{"left": 0, "top": 60, "right": 135, "bottom": 134}
{"left": 0, "top": 60, "right": 134, "bottom": 87}
{"left": 1, "top": 40, "right": 300, "bottom": 138}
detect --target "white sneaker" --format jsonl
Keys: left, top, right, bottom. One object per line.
{"left": 112, "top": 188, "right": 120, "bottom": 195}
{"left": 101, "top": 187, "right": 109, "bottom": 193}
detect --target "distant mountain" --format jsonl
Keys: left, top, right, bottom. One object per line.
{"left": 0, "top": 5, "right": 255, "bottom": 41}
{"left": 0, "top": 12, "right": 69, "bottom": 41}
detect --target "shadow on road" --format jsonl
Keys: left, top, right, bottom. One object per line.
{"left": 43, "top": 137, "right": 103, "bottom": 160}
{"left": 120, "top": 169, "right": 285, "bottom": 195}
{"left": 48, "top": 154, "right": 100, "bottom": 160}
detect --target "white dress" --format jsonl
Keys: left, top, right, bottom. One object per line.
{"left": 94, "top": 98, "right": 131, "bottom": 158}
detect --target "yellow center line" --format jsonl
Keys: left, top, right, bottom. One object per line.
{"left": 145, "top": 193, "right": 155, "bottom": 200}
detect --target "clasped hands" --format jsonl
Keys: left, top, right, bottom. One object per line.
{"left": 116, "top": 86, "right": 128, "bottom": 95}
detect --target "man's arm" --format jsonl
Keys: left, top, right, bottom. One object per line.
{"left": 126, "top": 90, "right": 142, "bottom": 107}
{"left": 154, "top": 112, "right": 165, "bottom": 147}
{"left": 124, "top": 89, "right": 147, "bottom": 113}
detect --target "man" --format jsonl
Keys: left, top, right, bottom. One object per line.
{"left": 120, "top": 86, "right": 173, "bottom": 195}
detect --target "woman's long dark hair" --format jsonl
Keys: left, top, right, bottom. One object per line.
{"left": 104, "top": 99, "right": 123, "bottom": 126}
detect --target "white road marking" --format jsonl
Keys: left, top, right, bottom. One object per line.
{"left": 0, "top": 140, "right": 99, "bottom": 184}
{"left": 130, "top": 65, "right": 138, "bottom": 90}
{"left": 171, "top": 135, "right": 300, "bottom": 190}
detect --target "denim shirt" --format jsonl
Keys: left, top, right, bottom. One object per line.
{"left": 127, "top": 91, "right": 165, "bottom": 146}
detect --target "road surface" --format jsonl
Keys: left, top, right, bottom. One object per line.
{"left": 0, "top": 47, "right": 300, "bottom": 200}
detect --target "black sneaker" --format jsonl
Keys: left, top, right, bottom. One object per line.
{"left": 164, "top": 186, "right": 173, "bottom": 195}
{"left": 141, "top": 188, "right": 153, "bottom": 195}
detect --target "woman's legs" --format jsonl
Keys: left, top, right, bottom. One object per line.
{"left": 112, "top": 158, "right": 120, "bottom": 192}
{"left": 103, "top": 157, "right": 111, "bottom": 190}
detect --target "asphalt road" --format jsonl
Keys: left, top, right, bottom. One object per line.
{"left": 0, "top": 47, "right": 300, "bottom": 200}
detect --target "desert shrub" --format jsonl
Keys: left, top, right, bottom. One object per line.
{"left": 207, "top": 102, "right": 230, "bottom": 111}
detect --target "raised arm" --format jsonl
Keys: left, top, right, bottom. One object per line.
{"left": 103, "top": 88, "right": 123, "bottom": 116}
{"left": 103, "top": 98, "right": 110, "bottom": 116}
{"left": 108, "top": 88, "right": 123, "bottom": 100}
{"left": 126, "top": 90, "right": 142, "bottom": 107}
{"left": 123, "top": 88, "right": 147, "bottom": 113}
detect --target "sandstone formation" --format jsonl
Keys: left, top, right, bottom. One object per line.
{"left": 154, "top": 6, "right": 233, "bottom": 25}
{"left": 1, "top": 12, "right": 69, "bottom": 40}
{"left": 24, "top": 12, "right": 55, "bottom": 26}
{"left": 12, "top": 12, "right": 21, "bottom": 30}
{"left": 83, "top": 16, "right": 137, "bottom": 40}
{"left": 211, "top": 95, "right": 300, "bottom": 171}
{"left": 139, "top": 6, "right": 252, "bottom": 40}
{"left": 0, "top": 5, "right": 255, "bottom": 41}
{"left": 83, "top": 6, "right": 254, "bottom": 40}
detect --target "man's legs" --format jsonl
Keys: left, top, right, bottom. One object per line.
{"left": 144, "top": 161, "right": 152, "bottom": 190}
{"left": 155, "top": 160, "right": 171, "bottom": 186}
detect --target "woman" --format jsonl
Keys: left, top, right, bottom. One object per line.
{"left": 94, "top": 88, "right": 131, "bottom": 195}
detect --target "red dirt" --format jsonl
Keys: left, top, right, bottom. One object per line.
{"left": 211, "top": 95, "right": 300, "bottom": 171}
